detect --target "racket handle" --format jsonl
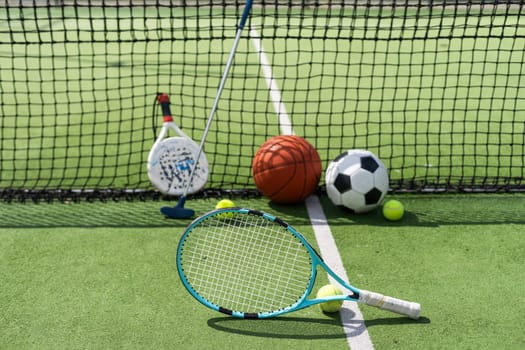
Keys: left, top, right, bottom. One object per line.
{"left": 157, "top": 93, "right": 173, "bottom": 122}
{"left": 359, "top": 290, "right": 421, "bottom": 319}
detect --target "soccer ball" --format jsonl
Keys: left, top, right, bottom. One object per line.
{"left": 325, "top": 150, "right": 389, "bottom": 213}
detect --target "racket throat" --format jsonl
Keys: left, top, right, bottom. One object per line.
{"left": 348, "top": 291, "right": 360, "bottom": 300}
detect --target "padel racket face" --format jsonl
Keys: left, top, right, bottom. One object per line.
{"left": 177, "top": 208, "right": 421, "bottom": 319}
{"left": 148, "top": 136, "right": 209, "bottom": 196}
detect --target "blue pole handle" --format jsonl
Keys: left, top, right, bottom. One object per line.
{"left": 238, "top": 0, "right": 253, "bottom": 30}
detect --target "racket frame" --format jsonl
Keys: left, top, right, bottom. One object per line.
{"left": 147, "top": 94, "right": 209, "bottom": 195}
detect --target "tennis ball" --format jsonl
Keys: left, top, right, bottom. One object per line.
{"left": 383, "top": 199, "right": 404, "bottom": 221}
{"left": 215, "top": 199, "right": 236, "bottom": 210}
{"left": 316, "top": 284, "right": 344, "bottom": 313}
{"left": 215, "top": 199, "right": 236, "bottom": 219}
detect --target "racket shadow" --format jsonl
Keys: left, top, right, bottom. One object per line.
{"left": 208, "top": 314, "right": 431, "bottom": 340}
{"left": 207, "top": 316, "right": 352, "bottom": 340}
{"left": 365, "top": 315, "right": 431, "bottom": 327}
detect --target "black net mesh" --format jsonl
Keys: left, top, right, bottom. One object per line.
{"left": 1, "top": 1, "right": 524, "bottom": 201}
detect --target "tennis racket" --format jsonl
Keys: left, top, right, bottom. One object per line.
{"left": 177, "top": 208, "right": 421, "bottom": 319}
{"left": 147, "top": 93, "right": 209, "bottom": 195}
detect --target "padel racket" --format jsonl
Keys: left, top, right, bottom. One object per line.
{"left": 177, "top": 208, "right": 421, "bottom": 319}
{"left": 160, "top": 0, "right": 253, "bottom": 218}
{"left": 147, "top": 93, "right": 209, "bottom": 195}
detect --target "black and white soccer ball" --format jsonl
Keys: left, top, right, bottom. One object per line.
{"left": 325, "top": 149, "right": 389, "bottom": 213}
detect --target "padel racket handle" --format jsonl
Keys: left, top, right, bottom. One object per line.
{"left": 157, "top": 93, "right": 173, "bottom": 122}
{"left": 359, "top": 290, "right": 421, "bottom": 319}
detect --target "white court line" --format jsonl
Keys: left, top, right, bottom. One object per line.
{"left": 305, "top": 196, "right": 374, "bottom": 350}
{"left": 249, "top": 27, "right": 374, "bottom": 350}
{"left": 249, "top": 29, "right": 294, "bottom": 136}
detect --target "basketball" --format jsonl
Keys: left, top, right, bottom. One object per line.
{"left": 252, "top": 135, "right": 322, "bottom": 204}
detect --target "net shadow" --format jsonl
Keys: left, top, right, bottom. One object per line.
{"left": 0, "top": 201, "right": 193, "bottom": 228}
{"left": 272, "top": 194, "right": 525, "bottom": 227}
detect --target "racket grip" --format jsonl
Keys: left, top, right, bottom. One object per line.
{"left": 359, "top": 290, "right": 421, "bottom": 319}
{"left": 157, "top": 93, "right": 173, "bottom": 121}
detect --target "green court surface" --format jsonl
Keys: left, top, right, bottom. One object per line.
{"left": 1, "top": 194, "right": 523, "bottom": 349}
{"left": 1, "top": 5, "right": 524, "bottom": 350}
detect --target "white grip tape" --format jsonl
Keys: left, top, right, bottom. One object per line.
{"left": 359, "top": 290, "right": 421, "bottom": 319}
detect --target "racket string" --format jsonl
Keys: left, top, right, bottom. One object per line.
{"left": 180, "top": 212, "right": 312, "bottom": 313}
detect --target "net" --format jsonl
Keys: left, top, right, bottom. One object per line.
{"left": 1, "top": 0, "right": 524, "bottom": 201}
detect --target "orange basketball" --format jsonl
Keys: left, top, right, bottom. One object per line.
{"left": 252, "top": 135, "right": 322, "bottom": 204}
